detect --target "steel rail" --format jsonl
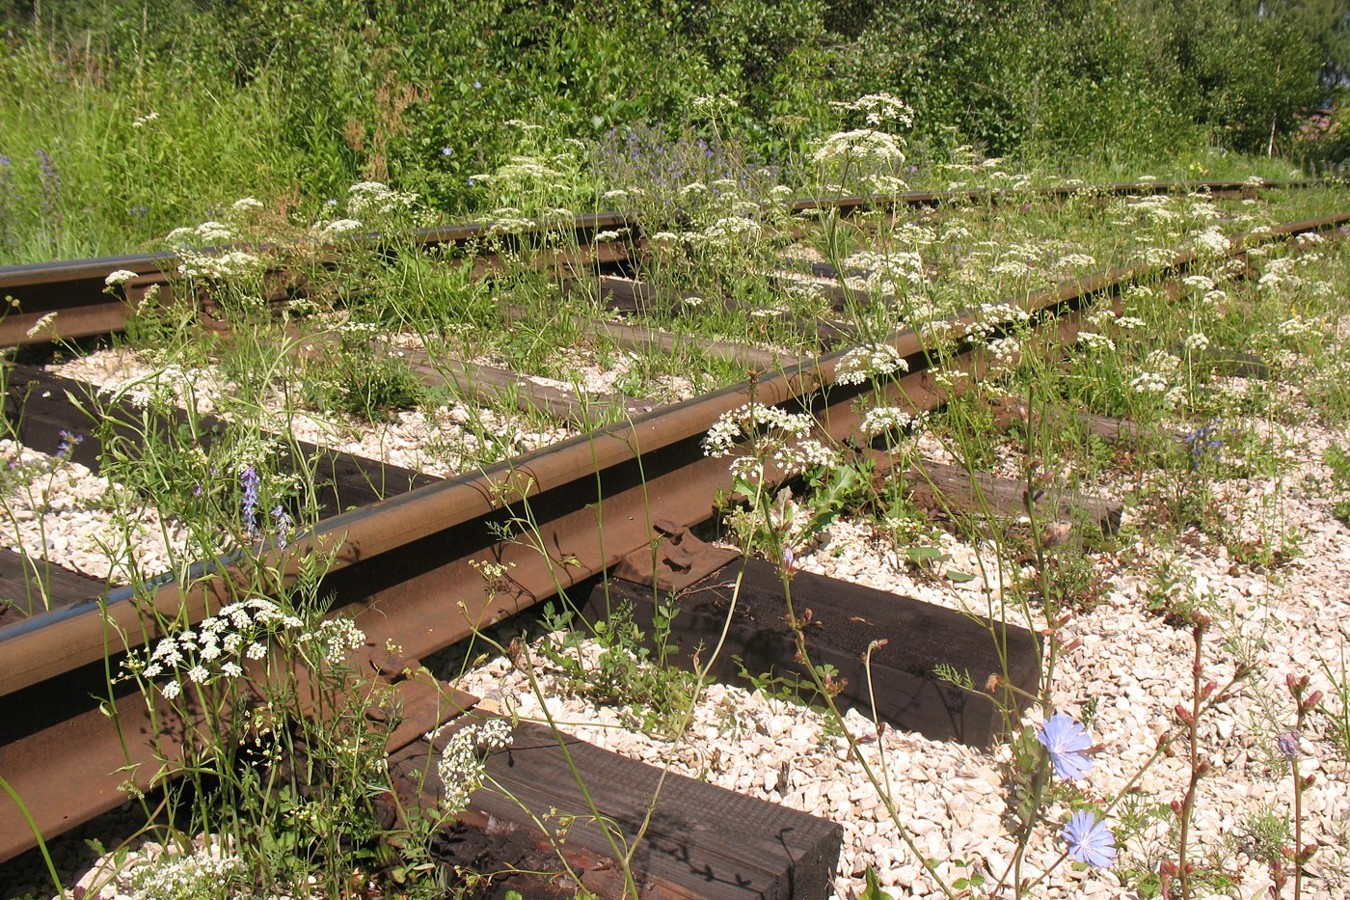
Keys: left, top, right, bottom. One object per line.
{"left": 2, "top": 211, "right": 1345, "bottom": 861}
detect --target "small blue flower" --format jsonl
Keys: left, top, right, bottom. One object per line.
{"left": 1037, "top": 712, "right": 1094, "bottom": 780}
{"left": 1062, "top": 810, "right": 1116, "bottom": 867}
{"left": 441, "top": 146, "right": 454, "bottom": 156}
{"left": 55, "top": 429, "right": 84, "bottom": 460}
{"left": 473, "top": 80, "right": 482, "bottom": 89}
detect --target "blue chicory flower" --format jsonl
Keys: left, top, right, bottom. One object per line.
{"left": 1062, "top": 810, "right": 1117, "bottom": 867}
{"left": 1037, "top": 712, "right": 1094, "bottom": 780}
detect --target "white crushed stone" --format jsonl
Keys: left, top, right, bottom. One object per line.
{"left": 0, "top": 439, "right": 191, "bottom": 582}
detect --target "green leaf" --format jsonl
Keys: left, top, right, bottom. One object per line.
{"left": 946, "top": 570, "right": 976, "bottom": 583}
{"left": 860, "top": 867, "right": 895, "bottom": 900}
{"left": 906, "top": 545, "right": 945, "bottom": 565}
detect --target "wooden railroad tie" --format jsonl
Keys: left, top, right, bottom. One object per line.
{"left": 389, "top": 711, "right": 842, "bottom": 899}
{"left": 0, "top": 548, "right": 106, "bottom": 625}
{"left": 899, "top": 460, "right": 1123, "bottom": 539}
{"left": 589, "top": 535, "right": 1041, "bottom": 749}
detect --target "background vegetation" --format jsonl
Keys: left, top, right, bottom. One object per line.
{"left": 0, "top": 0, "right": 1346, "bottom": 261}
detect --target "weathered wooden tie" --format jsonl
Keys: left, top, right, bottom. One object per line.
{"left": 584, "top": 551, "right": 1040, "bottom": 748}
{"left": 0, "top": 549, "right": 105, "bottom": 625}
{"left": 390, "top": 714, "right": 842, "bottom": 899}
{"left": 901, "top": 460, "right": 1123, "bottom": 538}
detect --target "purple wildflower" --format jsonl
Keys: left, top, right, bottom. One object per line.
{"left": 1062, "top": 810, "right": 1116, "bottom": 867}
{"left": 55, "top": 430, "right": 83, "bottom": 460}
{"left": 1277, "top": 729, "right": 1301, "bottom": 760}
{"left": 271, "top": 505, "right": 292, "bottom": 548}
{"left": 240, "top": 465, "right": 260, "bottom": 538}
{"left": 1037, "top": 712, "right": 1094, "bottom": 780}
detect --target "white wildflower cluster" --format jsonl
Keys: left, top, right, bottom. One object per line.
{"left": 166, "top": 221, "right": 235, "bottom": 248}
{"left": 845, "top": 250, "right": 924, "bottom": 296}
{"left": 1130, "top": 371, "right": 1169, "bottom": 395}
{"left": 104, "top": 269, "right": 140, "bottom": 288}
{"left": 101, "top": 363, "right": 213, "bottom": 411}
{"left": 1258, "top": 256, "right": 1303, "bottom": 292}
{"left": 985, "top": 336, "right": 1022, "bottom": 365}
{"left": 1243, "top": 174, "right": 1266, "bottom": 187}
{"left": 347, "top": 181, "right": 419, "bottom": 217}
{"left": 24, "top": 312, "right": 58, "bottom": 339}
{"left": 1002, "top": 242, "right": 1045, "bottom": 265}
{"left": 1295, "top": 231, "right": 1325, "bottom": 249}
{"left": 1076, "top": 331, "right": 1116, "bottom": 352}
{"left": 121, "top": 598, "right": 304, "bottom": 700}
{"left": 976, "top": 301, "right": 1031, "bottom": 328}
{"left": 892, "top": 222, "right": 936, "bottom": 247}
{"left": 1277, "top": 314, "right": 1317, "bottom": 339}
{"left": 1181, "top": 274, "right": 1215, "bottom": 292}
{"left": 989, "top": 259, "right": 1033, "bottom": 279}
{"left": 917, "top": 318, "right": 955, "bottom": 347}
{"left": 832, "top": 93, "right": 914, "bottom": 128}
{"left": 302, "top": 617, "right": 366, "bottom": 667}
{"left": 1056, "top": 253, "right": 1097, "bottom": 270}
{"left": 702, "top": 215, "right": 761, "bottom": 245}
{"left": 691, "top": 93, "right": 739, "bottom": 117}
{"left": 318, "top": 218, "right": 363, "bottom": 240}
{"left": 835, "top": 344, "right": 909, "bottom": 385}
{"left": 1146, "top": 348, "right": 1181, "bottom": 374}
{"left": 229, "top": 196, "right": 264, "bottom": 216}
{"left": 703, "top": 403, "right": 835, "bottom": 483}
{"left": 1134, "top": 246, "right": 1176, "bottom": 267}
{"left": 131, "top": 111, "right": 160, "bottom": 128}
{"left": 438, "top": 718, "right": 514, "bottom": 814}
{"left": 811, "top": 129, "right": 906, "bottom": 166}
{"left": 130, "top": 842, "right": 245, "bottom": 900}
{"left": 1184, "top": 332, "right": 1210, "bottom": 352}
{"left": 1191, "top": 226, "right": 1230, "bottom": 256}
{"left": 485, "top": 206, "right": 538, "bottom": 235}
{"left": 1086, "top": 306, "right": 1117, "bottom": 328}
{"left": 860, "top": 406, "right": 914, "bottom": 439}
{"left": 177, "top": 249, "right": 262, "bottom": 281}
{"left": 1128, "top": 195, "right": 1178, "bottom": 224}
{"left": 1131, "top": 349, "right": 1182, "bottom": 399}
{"left": 704, "top": 403, "right": 812, "bottom": 457}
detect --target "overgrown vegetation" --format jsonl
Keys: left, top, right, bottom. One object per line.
{"left": 1, "top": 0, "right": 1348, "bottom": 263}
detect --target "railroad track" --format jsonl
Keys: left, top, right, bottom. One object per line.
{"left": 0, "top": 180, "right": 1344, "bottom": 894}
